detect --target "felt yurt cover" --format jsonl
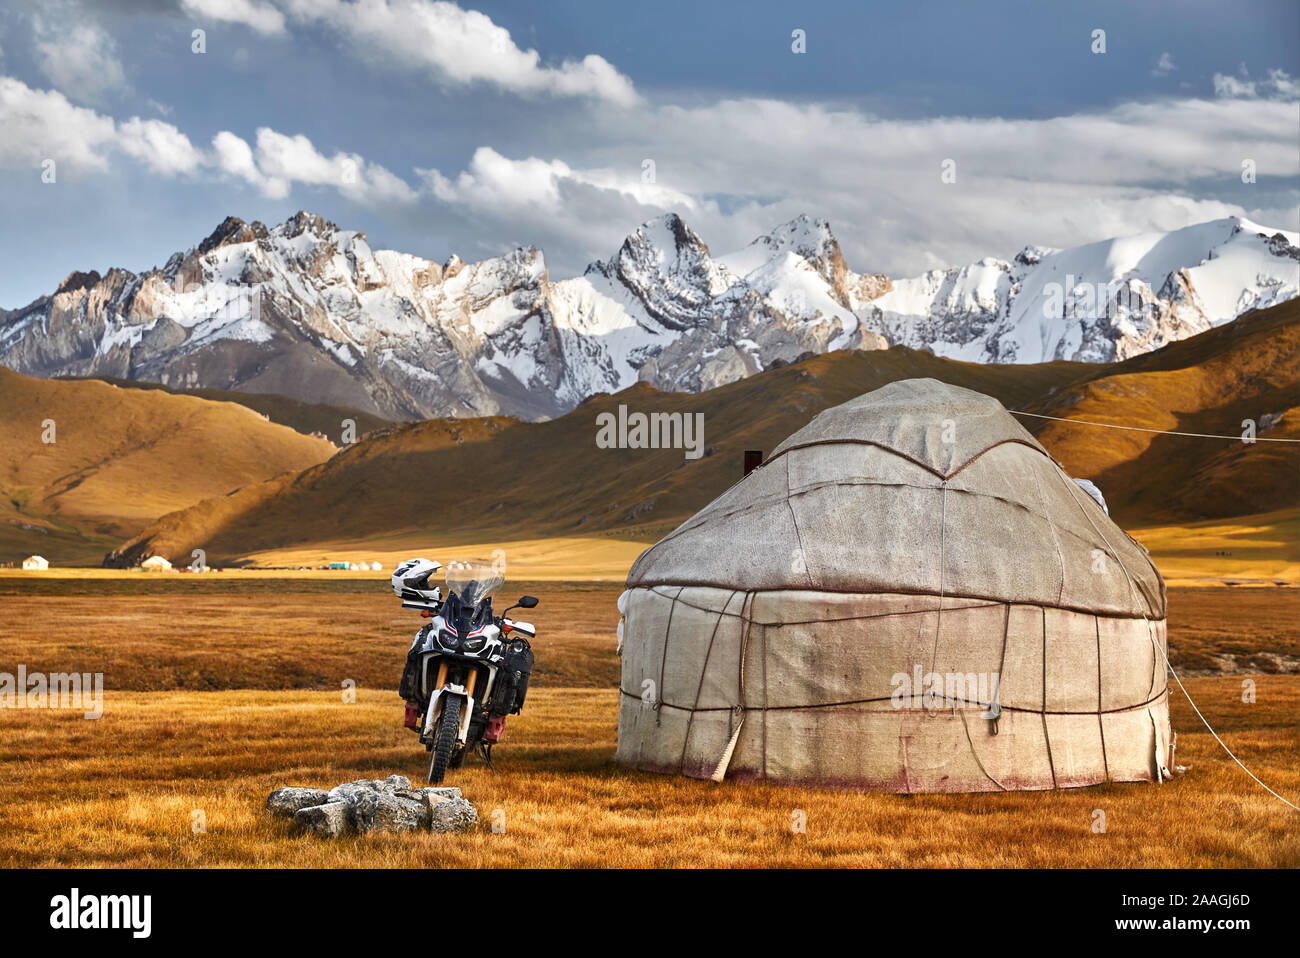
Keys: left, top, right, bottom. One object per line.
{"left": 616, "top": 378, "right": 1171, "bottom": 792}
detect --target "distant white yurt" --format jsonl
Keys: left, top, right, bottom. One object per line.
{"left": 141, "top": 555, "right": 173, "bottom": 571}
{"left": 616, "top": 379, "right": 1170, "bottom": 793}
{"left": 22, "top": 555, "right": 49, "bottom": 570}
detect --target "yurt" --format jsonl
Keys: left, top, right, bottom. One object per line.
{"left": 616, "top": 379, "right": 1171, "bottom": 792}
{"left": 22, "top": 555, "right": 49, "bottom": 571}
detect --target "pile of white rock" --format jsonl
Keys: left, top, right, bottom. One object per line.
{"left": 267, "top": 775, "right": 479, "bottom": 838}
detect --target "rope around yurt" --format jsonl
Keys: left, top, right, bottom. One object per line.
{"left": 1010, "top": 410, "right": 1300, "bottom": 442}
{"left": 1055, "top": 469, "right": 1298, "bottom": 812}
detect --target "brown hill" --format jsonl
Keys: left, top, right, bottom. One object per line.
{"left": 106, "top": 299, "right": 1297, "bottom": 568}
{"left": 55, "top": 376, "right": 394, "bottom": 443}
{"left": 0, "top": 368, "right": 338, "bottom": 565}
{"left": 1024, "top": 298, "right": 1298, "bottom": 522}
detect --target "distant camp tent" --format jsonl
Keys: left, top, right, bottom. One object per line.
{"left": 22, "top": 555, "right": 48, "bottom": 571}
{"left": 616, "top": 379, "right": 1170, "bottom": 793}
{"left": 141, "top": 555, "right": 173, "bottom": 571}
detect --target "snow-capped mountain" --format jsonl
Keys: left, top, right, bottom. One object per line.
{"left": 0, "top": 211, "right": 1295, "bottom": 421}
{"left": 863, "top": 218, "right": 1299, "bottom": 363}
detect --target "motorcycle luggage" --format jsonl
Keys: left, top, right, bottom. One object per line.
{"left": 398, "top": 649, "right": 421, "bottom": 701}
{"left": 501, "top": 638, "right": 534, "bottom": 714}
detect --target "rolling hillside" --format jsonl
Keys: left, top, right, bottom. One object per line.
{"left": 0, "top": 368, "right": 338, "bottom": 564}
{"left": 1028, "top": 298, "right": 1299, "bottom": 522}
{"left": 56, "top": 376, "right": 393, "bottom": 443}
{"left": 106, "top": 300, "right": 1298, "bottom": 570}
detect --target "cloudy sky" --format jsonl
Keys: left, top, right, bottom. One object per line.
{"left": 0, "top": 0, "right": 1297, "bottom": 308}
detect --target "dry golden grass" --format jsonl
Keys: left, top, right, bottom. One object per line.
{"left": 234, "top": 536, "right": 650, "bottom": 580}
{"left": 1163, "top": 588, "right": 1300, "bottom": 673}
{"left": 2, "top": 578, "right": 1291, "bottom": 684}
{"left": 71, "top": 375, "right": 394, "bottom": 441}
{"left": 0, "top": 576, "right": 1296, "bottom": 867}
{"left": 0, "top": 578, "right": 621, "bottom": 692}
{"left": 1130, "top": 509, "right": 1299, "bottom": 587}
{"left": 0, "top": 365, "right": 337, "bottom": 564}
{"left": 0, "top": 681, "right": 1295, "bottom": 868}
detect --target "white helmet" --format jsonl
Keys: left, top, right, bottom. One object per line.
{"left": 392, "top": 557, "right": 442, "bottom": 603}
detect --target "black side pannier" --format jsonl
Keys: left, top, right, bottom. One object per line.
{"left": 497, "top": 638, "right": 534, "bottom": 714}
{"left": 398, "top": 625, "right": 435, "bottom": 701}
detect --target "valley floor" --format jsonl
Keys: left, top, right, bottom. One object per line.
{"left": 0, "top": 577, "right": 1295, "bottom": 867}
{"left": 0, "top": 683, "right": 1295, "bottom": 868}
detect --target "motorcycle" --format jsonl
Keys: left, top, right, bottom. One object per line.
{"left": 392, "top": 558, "right": 538, "bottom": 784}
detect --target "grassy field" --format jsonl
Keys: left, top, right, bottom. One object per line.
{"left": 1, "top": 682, "right": 1295, "bottom": 868}
{"left": 1129, "top": 509, "right": 1299, "bottom": 587}
{"left": 0, "top": 577, "right": 1295, "bottom": 867}
{"left": 13, "top": 506, "right": 1295, "bottom": 586}
{"left": 2, "top": 577, "right": 1292, "bottom": 681}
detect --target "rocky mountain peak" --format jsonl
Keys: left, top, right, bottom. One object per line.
{"left": 1013, "top": 245, "right": 1055, "bottom": 267}
{"left": 56, "top": 270, "right": 103, "bottom": 295}
{"left": 616, "top": 213, "right": 711, "bottom": 266}
{"left": 760, "top": 213, "right": 834, "bottom": 252}
{"left": 2, "top": 211, "right": 1295, "bottom": 425}
{"left": 198, "top": 216, "right": 269, "bottom": 255}
{"left": 590, "top": 213, "right": 731, "bottom": 329}
{"left": 278, "top": 210, "right": 336, "bottom": 241}
{"left": 1263, "top": 232, "right": 1300, "bottom": 262}
{"left": 758, "top": 214, "right": 846, "bottom": 287}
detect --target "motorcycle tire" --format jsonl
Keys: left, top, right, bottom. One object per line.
{"left": 428, "top": 695, "right": 461, "bottom": 785}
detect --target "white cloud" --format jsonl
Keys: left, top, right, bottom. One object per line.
{"left": 212, "top": 129, "right": 285, "bottom": 196}
{"left": 1151, "top": 52, "right": 1176, "bottom": 77}
{"left": 31, "top": 6, "right": 127, "bottom": 104}
{"left": 411, "top": 90, "right": 1300, "bottom": 278}
{"left": 180, "top": 0, "right": 287, "bottom": 35}
{"left": 1214, "top": 73, "right": 1256, "bottom": 98}
{"left": 1214, "top": 66, "right": 1298, "bottom": 100}
{"left": 0, "top": 72, "right": 415, "bottom": 207}
{"left": 3, "top": 56, "right": 1297, "bottom": 282}
{"left": 253, "top": 127, "right": 417, "bottom": 202}
{"left": 1264, "top": 68, "right": 1299, "bottom": 99}
{"left": 422, "top": 147, "right": 693, "bottom": 214}
{"left": 211, "top": 127, "right": 417, "bottom": 203}
{"left": 0, "top": 76, "right": 119, "bottom": 171}
{"left": 279, "top": 0, "right": 639, "bottom": 105}
{"left": 413, "top": 146, "right": 706, "bottom": 266}
{"left": 117, "top": 116, "right": 206, "bottom": 174}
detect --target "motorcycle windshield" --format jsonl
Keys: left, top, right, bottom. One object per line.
{"left": 444, "top": 560, "right": 504, "bottom": 609}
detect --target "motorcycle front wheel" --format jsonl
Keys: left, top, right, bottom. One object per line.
{"left": 428, "top": 695, "right": 461, "bottom": 784}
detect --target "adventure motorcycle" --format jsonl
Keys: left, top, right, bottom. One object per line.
{"left": 392, "top": 558, "right": 537, "bottom": 784}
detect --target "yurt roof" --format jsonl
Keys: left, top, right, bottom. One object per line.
{"left": 627, "top": 378, "right": 1164, "bottom": 619}
{"left": 769, "top": 378, "right": 1050, "bottom": 478}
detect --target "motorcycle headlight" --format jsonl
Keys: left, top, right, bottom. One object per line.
{"left": 462, "top": 635, "right": 487, "bottom": 653}
{"left": 438, "top": 629, "right": 459, "bottom": 650}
